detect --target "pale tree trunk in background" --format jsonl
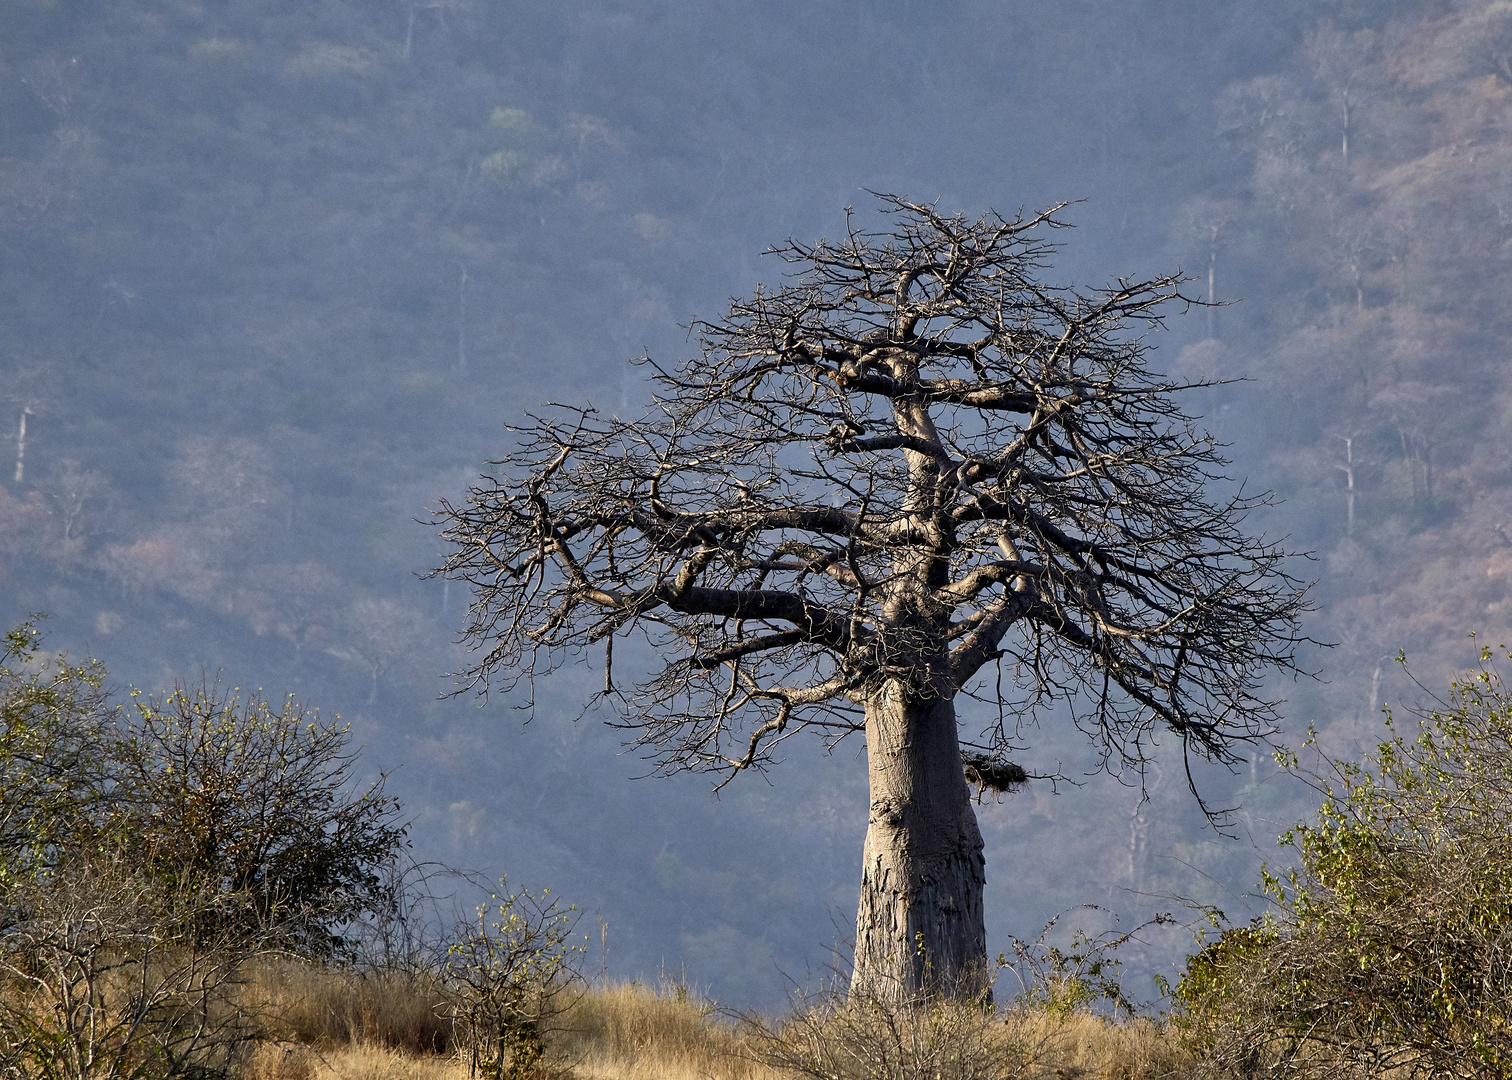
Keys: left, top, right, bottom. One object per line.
{"left": 1338, "top": 435, "right": 1355, "bottom": 538}
{"left": 1341, "top": 89, "right": 1352, "bottom": 170}
{"left": 1207, "top": 226, "right": 1220, "bottom": 340}
{"left": 852, "top": 680, "right": 986, "bottom": 998}
{"left": 457, "top": 264, "right": 469, "bottom": 375}
{"left": 13, "top": 408, "right": 30, "bottom": 484}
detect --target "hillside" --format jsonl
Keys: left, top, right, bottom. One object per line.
{"left": 3, "top": 0, "right": 1510, "bottom": 1003}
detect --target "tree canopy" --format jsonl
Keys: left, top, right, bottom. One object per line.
{"left": 438, "top": 197, "right": 1308, "bottom": 791}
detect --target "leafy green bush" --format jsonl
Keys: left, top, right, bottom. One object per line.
{"left": 443, "top": 880, "right": 584, "bottom": 1080}
{"left": 109, "top": 682, "right": 407, "bottom": 956}
{"left": 1, "top": 623, "right": 414, "bottom": 1078}
{"left": 0, "top": 620, "right": 111, "bottom": 886}
{"left": 4, "top": 622, "right": 409, "bottom": 954}
{"left": 1175, "top": 646, "right": 1512, "bottom": 1076}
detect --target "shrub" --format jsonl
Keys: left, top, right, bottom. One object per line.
{"left": 0, "top": 625, "right": 413, "bottom": 1077}
{"left": 1175, "top": 646, "right": 1512, "bottom": 1076}
{"left": 1002, "top": 907, "right": 1173, "bottom": 1020}
{"left": 743, "top": 986, "right": 1018, "bottom": 1080}
{"left": 0, "top": 855, "right": 261, "bottom": 1080}
{"left": 0, "top": 620, "right": 110, "bottom": 886}
{"left": 3, "top": 623, "right": 409, "bottom": 956}
{"left": 108, "top": 682, "right": 408, "bottom": 957}
{"left": 442, "top": 881, "right": 584, "bottom": 1080}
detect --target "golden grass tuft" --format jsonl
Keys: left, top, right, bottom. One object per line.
{"left": 552, "top": 982, "right": 772, "bottom": 1080}
{"left": 243, "top": 1041, "right": 469, "bottom": 1080}
{"left": 242, "top": 961, "right": 453, "bottom": 1055}
{"left": 1006, "top": 1011, "right": 1194, "bottom": 1079}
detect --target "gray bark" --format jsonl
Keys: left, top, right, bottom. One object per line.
{"left": 852, "top": 680, "right": 985, "bottom": 998}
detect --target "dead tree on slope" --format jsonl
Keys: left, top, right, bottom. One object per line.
{"left": 435, "top": 197, "right": 1309, "bottom": 998}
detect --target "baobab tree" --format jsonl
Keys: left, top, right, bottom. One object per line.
{"left": 435, "top": 198, "right": 1308, "bottom": 998}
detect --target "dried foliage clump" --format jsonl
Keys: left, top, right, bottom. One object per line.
{"left": 1175, "top": 647, "right": 1512, "bottom": 1077}
{"left": 743, "top": 976, "right": 1022, "bottom": 1080}
{"left": 742, "top": 968, "right": 1195, "bottom": 1080}
{"left": 960, "top": 752, "right": 1027, "bottom": 795}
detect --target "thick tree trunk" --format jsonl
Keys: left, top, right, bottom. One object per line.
{"left": 851, "top": 679, "right": 986, "bottom": 999}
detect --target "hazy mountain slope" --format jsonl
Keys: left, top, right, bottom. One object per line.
{"left": 5, "top": 0, "right": 1506, "bottom": 1003}
{"left": 1181, "top": 2, "right": 1512, "bottom": 757}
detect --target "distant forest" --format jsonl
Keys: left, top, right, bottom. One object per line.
{"left": 3, "top": 0, "right": 1511, "bottom": 1003}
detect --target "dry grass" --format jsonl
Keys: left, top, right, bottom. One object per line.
{"left": 242, "top": 1040, "right": 470, "bottom": 1080}
{"left": 744, "top": 990, "right": 1194, "bottom": 1080}
{"left": 231, "top": 968, "right": 1196, "bottom": 1080}
{"left": 241, "top": 961, "right": 453, "bottom": 1055}
{"left": 1007, "top": 1011, "right": 1193, "bottom": 1079}
{"left": 553, "top": 982, "right": 770, "bottom": 1080}
{"left": 557, "top": 992, "right": 1195, "bottom": 1080}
